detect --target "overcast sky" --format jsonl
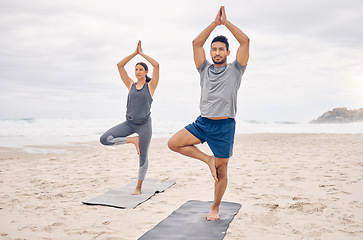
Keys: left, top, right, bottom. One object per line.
{"left": 1, "top": 0, "right": 362, "bottom": 122}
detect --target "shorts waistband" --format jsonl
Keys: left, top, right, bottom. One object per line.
{"left": 198, "top": 116, "right": 235, "bottom": 124}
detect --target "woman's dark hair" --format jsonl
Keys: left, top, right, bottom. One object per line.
{"left": 211, "top": 35, "right": 229, "bottom": 51}
{"left": 136, "top": 62, "right": 151, "bottom": 82}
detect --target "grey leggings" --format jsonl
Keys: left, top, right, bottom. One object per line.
{"left": 100, "top": 117, "right": 152, "bottom": 181}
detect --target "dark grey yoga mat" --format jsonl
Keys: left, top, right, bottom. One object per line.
{"left": 83, "top": 179, "right": 175, "bottom": 209}
{"left": 138, "top": 200, "right": 242, "bottom": 240}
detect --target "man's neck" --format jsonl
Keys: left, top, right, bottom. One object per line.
{"left": 213, "top": 62, "right": 227, "bottom": 67}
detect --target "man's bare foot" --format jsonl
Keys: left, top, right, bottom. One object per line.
{"left": 128, "top": 136, "right": 140, "bottom": 155}
{"left": 131, "top": 188, "right": 142, "bottom": 195}
{"left": 206, "top": 156, "right": 218, "bottom": 181}
{"left": 207, "top": 208, "right": 219, "bottom": 221}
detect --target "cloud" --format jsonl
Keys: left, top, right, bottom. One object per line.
{"left": 0, "top": 0, "right": 362, "bottom": 121}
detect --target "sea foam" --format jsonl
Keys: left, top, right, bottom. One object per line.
{"left": 0, "top": 118, "right": 362, "bottom": 150}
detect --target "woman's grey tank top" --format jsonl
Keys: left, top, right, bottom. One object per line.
{"left": 126, "top": 83, "right": 153, "bottom": 125}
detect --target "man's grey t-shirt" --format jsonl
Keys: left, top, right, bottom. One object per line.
{"left": 198, "top": 60, "right": 246, "bottom": 118}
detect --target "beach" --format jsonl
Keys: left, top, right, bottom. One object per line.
{"left": 0, "top": 133, "right": 362, "bottom": 239}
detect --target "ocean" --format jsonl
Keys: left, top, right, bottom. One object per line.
{"left": 1, "top": 118, "right": 363, "bottom": 152}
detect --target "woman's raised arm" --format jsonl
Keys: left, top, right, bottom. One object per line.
{"left": 117, "top": 44, "right": 139, "bottom": 90}
{"left": 137, "top": 41, "right": 159, "bottom": 97}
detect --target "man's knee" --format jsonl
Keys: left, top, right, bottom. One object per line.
{"left": 216, "top": 158, "right": 229, "bottom": 178}
{"left": 168, "top": 128, "right": 200, "bottom": 152}
{"left": 167, "top": 137, "right": 179, "bottom": 152}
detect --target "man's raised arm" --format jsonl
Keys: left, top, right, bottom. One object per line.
{"left": 192, "top": 8, "right": 223, "bottom": 69}
{"left": 221, "top": 6, "right": 250, "bottom": 67}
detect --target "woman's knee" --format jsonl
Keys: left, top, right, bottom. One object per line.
{"left": 100, "top": 134, "right": 111, "bottom": 145}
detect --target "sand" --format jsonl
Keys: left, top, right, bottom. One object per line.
{"left": 0, "top": 134, "right": 362, "bottom": 240}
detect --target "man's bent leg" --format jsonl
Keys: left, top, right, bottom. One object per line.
{"left": 207, "top": 157, "right": 229, "bottom": 220}
{"left": 168, "top": 128, "right": 218, "bottom": 181}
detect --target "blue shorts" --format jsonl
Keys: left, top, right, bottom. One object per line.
{"left": 185, "top": 116, "right": 236, "bottom": 158}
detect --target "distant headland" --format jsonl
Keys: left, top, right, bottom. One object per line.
{"left": 311, "top": 107, "right": 363, "bottom": 123}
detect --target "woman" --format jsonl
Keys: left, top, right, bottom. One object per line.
{"left": 100, "top": 40, "right": 159, "bottom": 195}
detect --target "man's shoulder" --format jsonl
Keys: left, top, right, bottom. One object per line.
{"left": 227, "top": 60, "right": 241, "bottom": 67}
{"left": 228, "top": 60, "right": 246, "bottom": 73}
{"left": 198, "top": 60, "right": 212, "bottom": 73}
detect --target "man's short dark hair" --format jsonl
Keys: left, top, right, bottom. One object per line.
{"left": 211, "top": 35, "right": 229, "bottom": 51}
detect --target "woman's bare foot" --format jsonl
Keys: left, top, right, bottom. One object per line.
{"left": 131, "top": 188, "right": 142, "bottom": 195}
{"left": 207, "top": 207, "right": 220, "bottom": 221}
{"left": 206, "top": 156, "right": 218, "bottom": 181}
{"left": 131, "top": 180, "right": 143, "bottom": 195}
{"left": 127, "top": 136, "right": 140, "bottom": 155}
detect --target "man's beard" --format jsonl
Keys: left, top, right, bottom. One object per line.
{"left": 212, "top": 56, "right": 226, "bottom": 65}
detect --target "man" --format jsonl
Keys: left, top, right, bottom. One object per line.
{"left": 168, "top": 6, "right": 249, "bottom": 220}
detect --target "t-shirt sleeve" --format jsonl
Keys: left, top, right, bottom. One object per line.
{"left": 233, "top": 60, "right": 247, "bottom": 75}
{"left": 197, "top": 60, "right": 209, "bottom": 73}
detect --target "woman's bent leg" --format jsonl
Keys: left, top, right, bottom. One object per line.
{"left": 100, "top": 121, "right": 134, "bottom": 145}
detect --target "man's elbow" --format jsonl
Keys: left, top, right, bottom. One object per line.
{"left": 238, "top": 37, "right": 250, "bottom": 48}
{"left": 192, "top": 38, "right": 197, "bottom": 46}
{"left": 192, "top": 38, "right": 203, "bottom": 48}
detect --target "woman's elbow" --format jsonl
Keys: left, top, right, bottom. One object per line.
{"left": 116, "top": 62, "right": 124, "bottom": 68}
